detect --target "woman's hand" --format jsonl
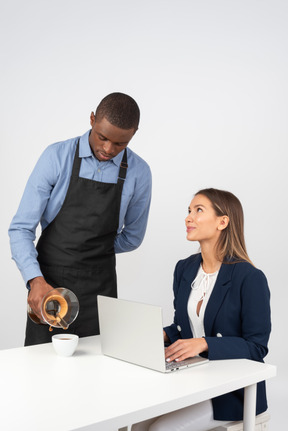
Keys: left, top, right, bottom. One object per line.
{"left": 165, "top": 338, "right": 208, "bottom": 362}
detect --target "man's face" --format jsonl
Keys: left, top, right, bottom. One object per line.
{"left": 89, "top": 113, "right": 136, "bottom": 162}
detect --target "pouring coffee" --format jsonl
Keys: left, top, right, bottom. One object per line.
{"left": 27, "top": 287, "right": 79, "bottom": 331}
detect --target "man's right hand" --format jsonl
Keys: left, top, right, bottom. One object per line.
{"left": 28, "top": 276, "right": 54, "bottom": 319}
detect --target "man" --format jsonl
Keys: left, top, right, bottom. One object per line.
{"left": 9, "top": 92, "right": 152, "bottom": 346}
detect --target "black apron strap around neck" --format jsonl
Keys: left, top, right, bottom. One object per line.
{"left": 71, "top": 139, "right": 81, "bottom": 177}
{"left": 117, "top": 149, "right": 128, "bottom": 184}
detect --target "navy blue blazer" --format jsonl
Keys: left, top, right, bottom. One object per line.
{"left": 164, "top": 253, "right": 271, "bottom": 421}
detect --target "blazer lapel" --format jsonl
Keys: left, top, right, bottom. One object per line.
{"left": 182, "top": 254, "right": 203, "bottom": 299}
{"left": 180, "top": 254, "right": 202, "bottom": 336}
{"left": 204, "top": 263, "right": 234, "bottom": 336}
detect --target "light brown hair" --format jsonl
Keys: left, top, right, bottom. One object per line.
{"left": 195, "top": 188, "right": 253, "bottom": 265}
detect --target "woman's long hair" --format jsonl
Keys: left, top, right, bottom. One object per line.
{"left": 195, "top": 188, "right": 253, "bottom": 265}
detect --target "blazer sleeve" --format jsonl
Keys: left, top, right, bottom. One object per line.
{"left": 205, "top": 267, "right": 271, "bottom": 361}
{"left": 163, "top": 259, "right": 187, "bottom": 343}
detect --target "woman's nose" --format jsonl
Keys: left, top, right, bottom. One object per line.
{"left": 186, "top": 210, "right": 195, "bottom": 223}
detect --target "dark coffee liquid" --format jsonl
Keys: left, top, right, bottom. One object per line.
{"left": 28, "top": 311, "right": 45, "bottom": 325}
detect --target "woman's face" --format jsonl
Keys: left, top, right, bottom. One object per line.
{"left": 185, "top": 194, "right": 226, "bottom": 244}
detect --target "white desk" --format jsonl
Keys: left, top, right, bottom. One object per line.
{"left": 0, "top": 336, "right": 276, "bottom": 431}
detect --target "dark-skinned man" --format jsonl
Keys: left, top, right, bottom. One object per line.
{"left": 9, "top": 92, "right": 152, "bottom": 346}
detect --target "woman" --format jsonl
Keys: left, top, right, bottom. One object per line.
{"left": 132, "top": 188, "right": 271, "bottom": 431}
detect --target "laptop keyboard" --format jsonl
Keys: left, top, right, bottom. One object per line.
{"left": 165, "top": 358, "right": 194, "bottom": 370}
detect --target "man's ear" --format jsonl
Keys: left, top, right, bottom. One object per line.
{"left": 90, "top": 112, "right": 96, "bottom": 127}
{"left": 218, "top": 216, "right": 229, "bottom": 231}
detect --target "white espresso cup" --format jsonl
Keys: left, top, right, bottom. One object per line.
{"left": 52, "top": 334, "right": 79, "bottom": 357}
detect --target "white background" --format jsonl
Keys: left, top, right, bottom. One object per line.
{"left": 0, "top": 0, "right": 287, "bottom": 429}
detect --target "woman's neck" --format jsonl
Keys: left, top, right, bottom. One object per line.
{"left": 200, "top": 243, "right": 222, "bottom": 274}
{"left": 201, "top": 258, "right": 221, "bottom": 274}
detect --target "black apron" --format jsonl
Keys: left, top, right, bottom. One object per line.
{"left": 25, "top": 141, "right": 127, "bottom": 346}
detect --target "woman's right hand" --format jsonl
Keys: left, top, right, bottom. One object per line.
{"left": 28, "top": 276, "right": 54, "bottom": 319}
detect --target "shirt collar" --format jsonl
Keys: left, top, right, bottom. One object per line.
{"left": 78, "top": 130, "right": 125, "bottom": 167}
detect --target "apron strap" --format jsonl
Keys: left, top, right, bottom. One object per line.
{"left": 117, "top": 149, "right": 128, "bottom": 185}
{"left": 71, "top": 139, "right": 81, "bottom": 177}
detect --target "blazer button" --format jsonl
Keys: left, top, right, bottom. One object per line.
{"left": 177, "top": 325, "right": 182, "bottom": 332}
{"left": 216, "top": 333, "right": 222, "bottom": 337}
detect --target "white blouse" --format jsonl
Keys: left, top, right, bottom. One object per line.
{"left": 187, "top": 264, "right": 219, "bottom": 338}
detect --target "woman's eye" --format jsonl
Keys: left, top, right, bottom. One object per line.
{"left": 196, "top": 208, "right": 203, "bottom": 213}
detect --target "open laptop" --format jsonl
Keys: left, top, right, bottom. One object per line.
{"left": 97, "top": 295, "right": 208, "bottom": 373}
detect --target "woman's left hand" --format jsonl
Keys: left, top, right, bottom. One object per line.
{"left": 165, "top": 338, "right": 208, "bottom": 362}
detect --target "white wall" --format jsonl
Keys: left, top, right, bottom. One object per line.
{"left": 1, "top": 0, "right": 287, "bottom": 428}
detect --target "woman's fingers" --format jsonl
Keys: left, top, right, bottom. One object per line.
{"left": 165, "top": 338, "right": 208, "bottom": 362}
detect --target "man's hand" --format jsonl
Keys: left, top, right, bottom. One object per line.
{"left": 165, "top": 338, "right": 208, "bottom": 362}
{"left": 28, "top": 277, "right": 54, "bottom": 319}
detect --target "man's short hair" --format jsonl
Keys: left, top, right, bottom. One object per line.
{"left": 95, "top": 92, "right": 140, "bottom": 130}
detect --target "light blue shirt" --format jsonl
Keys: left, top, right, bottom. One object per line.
{"left": 9, "top": 130, "right": 152, "bottom": 285}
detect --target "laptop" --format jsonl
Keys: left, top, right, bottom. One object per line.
{"left": 97, "top": 295, "right": 208, "bottom": 373}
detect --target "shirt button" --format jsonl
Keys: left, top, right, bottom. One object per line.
{"left": 97, "top": 169, "right": 101, "bottom": 173}
{"left": 177, "top": 325, "right": 182, "bottom": 332}
{"left": 216, "top": 333, "right": 223, "bottom": 337}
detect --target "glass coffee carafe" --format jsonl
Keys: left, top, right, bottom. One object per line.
{"left": 27, "top": 287, "right": 79, "bottom": 331}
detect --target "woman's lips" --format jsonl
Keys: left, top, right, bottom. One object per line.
{"left": 186, "top": 226, "right": 196, "bottom": 232}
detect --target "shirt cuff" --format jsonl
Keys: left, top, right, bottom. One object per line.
{"left": 21, "top": 263, "right": 44, "bottom": 289}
